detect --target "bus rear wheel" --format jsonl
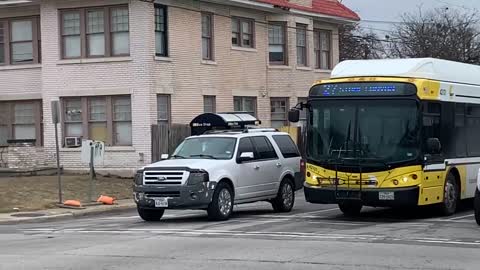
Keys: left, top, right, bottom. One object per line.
{"left": 338, "top": 201, "right": 363, "bottom": 217}
{"left": 439, "top": 174, "right": 459, "bottom": 216}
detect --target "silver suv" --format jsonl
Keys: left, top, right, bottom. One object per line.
{"left": 133, "top": 130, "right": 303, "bottom": 221}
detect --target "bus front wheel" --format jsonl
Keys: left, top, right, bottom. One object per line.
{"left": 439, "top": 174, "right": 459, "bottom": 216}
{"left": 338, "top": 201, "right": 362, "bottom": 217}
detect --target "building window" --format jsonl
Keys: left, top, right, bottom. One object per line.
{"left": 201, "top": 13, "right": 213, "bottom": 60}
{"left": 0, "top": 17, "right": 40, "bottom": 65}
{"left": 155, "top": 5, "right": 168, "bottom": 57}
{"left": 204, "top": 95, "right": 216, "bottom": 113}
{"left": 111, "top": 7, "right": 130, "bottom": 55}
{"left": 268, "top": 22, "right": 286, "bottom": 65}
{"left": 62, "top": 96, "right": 132, "bottom": 146}
{"left": 270, "top": 98, "right": 289, "bottom": 129}
{"left": 231, "top": 17, "right": 254, "bottom": 48}
{"left": 234, "top": 96, "right": 256, "bottom": 116}
{"left": 157, "top": 95, "right": 170, "bottom": 124}
{"left": 296, "top": 24, "right": 307, "bottom": 66}
{"left": 0, "top": 100, "right": 42, "bottom": 146}
{"left": 314, "top": 30, "right": 332, "bottom": 70}
{"left": 60, "top": 6, "right": 129, "bottom": 59}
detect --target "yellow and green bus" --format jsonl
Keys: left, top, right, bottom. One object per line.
{"left": 289, "top": 58, "right": 480, "bottom": 216}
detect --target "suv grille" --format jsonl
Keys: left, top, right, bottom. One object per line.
{"left": 145, "top": 191, "right": 181, "bottom": 198}
{"left": 143, "top": 171, "right": 187, "bottom": 185}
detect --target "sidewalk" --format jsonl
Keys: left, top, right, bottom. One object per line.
{"left": 0, "top": 199, "right": 136, "bottom": 225}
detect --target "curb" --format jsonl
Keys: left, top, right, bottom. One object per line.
{"left": 0, "top": 204, "right": 136, "bottom": 225}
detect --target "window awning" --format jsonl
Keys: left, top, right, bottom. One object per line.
{"left": 190, "top": 113, "right": 261, "bottom": 135}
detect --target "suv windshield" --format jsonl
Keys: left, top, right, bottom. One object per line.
{"left": 307, "top": 99, "right": 419, "bottom": 167}
{"left": 173, "top": 137, "right": 237, "bottom": 160}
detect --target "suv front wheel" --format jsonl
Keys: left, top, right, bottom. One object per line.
{"left": 207, "top": 182, "right": 234, "bottom": 221}
{"left": 137, "top": 206, "right": 165, "bottom": 222}
{"left": 272, "top": 178, "right": 295, "bottom": 212}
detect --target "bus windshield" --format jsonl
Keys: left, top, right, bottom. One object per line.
{"left": 307, "top": 99, "right": 419, "bottom": 167}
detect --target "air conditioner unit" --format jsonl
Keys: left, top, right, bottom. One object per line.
{"left": 64, "top": 137, "right": 82, "bottom": 148}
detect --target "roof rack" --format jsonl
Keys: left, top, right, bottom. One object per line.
{"left": 202, "top": 127, "right": 279, "bottom": 135}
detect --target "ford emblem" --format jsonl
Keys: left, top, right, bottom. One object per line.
{"left": 157, "top": 176, "right": 167, "bottom": 181}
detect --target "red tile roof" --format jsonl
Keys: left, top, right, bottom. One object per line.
{"left": 253, "top": 0, "right": 360, "bottom": 21}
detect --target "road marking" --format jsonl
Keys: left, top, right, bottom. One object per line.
{"left": 23, "top": 227, "right": 480, "bottom": 246}
{"left": 445, "top": 214, "right": 475, "bottom": 221}
{"left": 308, "top": 221, "right": 365, "bottom": 226}
{"left": 292, "top": 208, "right": 339, "bottom": 217}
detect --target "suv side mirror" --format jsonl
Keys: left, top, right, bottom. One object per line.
{"left": 161, "top": 154, "right": 169, "bottom": 160}
{"left": 238, "top": 152, "right": 254, "bottom": 162}
{"left": 426, "top": 138, "right": 441, "bottom": 155}
{"left": 288, "top": 110, "right": 300, "bottom": 123}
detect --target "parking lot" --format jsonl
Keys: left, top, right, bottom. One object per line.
{"left": 1, "top": 192, "right": 479, "bottom": 270}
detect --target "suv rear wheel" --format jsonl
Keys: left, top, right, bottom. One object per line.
{"left": 272, "top": 178, "right": 295, "bottom": 212}
{"left": 475, "top": 189, "right": 480, "bottom": 226}
{"left": 137, "top": 206, "right": 165, "bottom": 222}
{"left": 207, "top": 182, "right": 234, "bottom": 221}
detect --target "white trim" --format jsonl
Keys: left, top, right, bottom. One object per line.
{"left": 296, "top": 66, "right": 312, "bottom": 71}
{"left": 0, "top": 64, "right": 41, "bottom": 71}
{"left": 268, "top": 65, "right": 292, "bottom": 70}
{"left": 0, "top": 93, "right": 42, "bottom": 101}
{"left": 290, "top": 9, "right": 358, "bottom": 24}
{"left": 57, "top": 57, "right": 132, "bottom": 65}
{"left": 155, "top": 56, "right": 173, "bottom": 62}
{"left": 424, "top": 163, "right": 446, "bottom": 171}
{"left": 231, "top": 46, "right": 258, "bottom": 53}
{"left": 201, "top": 60, "right": 218, "bottom": 66}
{"left": 61, "top": 88, "right": 132, "bottom": 97}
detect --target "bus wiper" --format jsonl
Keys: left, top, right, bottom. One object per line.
{"left": 340, "top": 120, "right": 352, "bottom": 158}
{"left": 171, "top": 154, "right": 187, "bottom": 159}
{"left": 189, "top": 154, "right": 219, "bottom": 159}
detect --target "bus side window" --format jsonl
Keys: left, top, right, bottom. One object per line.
{"left": 455, "top": 104, "right": 467, "bottom": 157}
{"left": 466, "top": 104, "right": 480, "bottom": 156}
{"left": 422, "top": 102, "right": 441, "bottom": 149}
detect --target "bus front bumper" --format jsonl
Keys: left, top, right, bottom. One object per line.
{"left": 304, "top": 183, "right": 419, "bottom": 207}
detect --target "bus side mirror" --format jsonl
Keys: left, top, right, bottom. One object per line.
{"left": 288, "top": 110, "right": 300, "bottom": 123}
{"left": 426, "top": 138, "right": 441, "bottom": 155}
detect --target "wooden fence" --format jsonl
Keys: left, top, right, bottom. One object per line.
{"left": 151, "top": 124, "right": 191, "bottom": 162}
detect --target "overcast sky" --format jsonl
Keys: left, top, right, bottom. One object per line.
{"left": 342, "top": 0, "right": 480, "bottom": 37}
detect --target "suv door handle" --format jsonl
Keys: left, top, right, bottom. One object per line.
{"left": 276, "top": 163, "right": 282, "bottom": 167}
{"left": 254, "top": 165, "right": 260, "bottom": 170}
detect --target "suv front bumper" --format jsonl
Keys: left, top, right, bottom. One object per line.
{"left": 134, "top": 182, "right": 216, "bottom": 210}
{"left": 304, "top": 183, "right": 419, "bottom": 207}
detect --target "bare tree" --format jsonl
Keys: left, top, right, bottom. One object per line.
{"left": 388, "top": 8, "right": 480, "bottom": 63}
{"left": 339, "top": 24, "right": 384, "bottom": 61}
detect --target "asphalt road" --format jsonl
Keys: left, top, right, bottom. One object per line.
{"left": 0, "top": 192, "right": 479, "bottom": 270}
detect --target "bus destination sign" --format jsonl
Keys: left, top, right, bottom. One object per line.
{"left": 310, "top": 82, "right": 417, "bottom": 97}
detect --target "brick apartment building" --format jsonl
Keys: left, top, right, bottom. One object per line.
{"left": 0, "top": 0, "right": 359, "bottom": 174}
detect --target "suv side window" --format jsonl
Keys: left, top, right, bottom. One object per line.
{"left": 272, "top": 135, "right": 300, "bottom": 158}
{"left": 251, "top": 136, "right": 278, "bottom": 160}
{"left": 237, "top": 137, "right": 256, "bottom": 160}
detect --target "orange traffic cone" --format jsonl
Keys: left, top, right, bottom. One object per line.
{"left": 63, "top": 200, "right": 82, "bottom": 207}
{"left": 97, "top": 195, "right": 116, "bottom": 205}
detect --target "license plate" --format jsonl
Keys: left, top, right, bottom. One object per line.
{"left": 379, "top": 192, "right": 395, "bottom": 201}
{"left": 154, "top": 198, "right": 168, "bottom": 208}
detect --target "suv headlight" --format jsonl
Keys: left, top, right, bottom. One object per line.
{"left": 187, "top": 170, "right": 209, "bottom": 186}
{"left": 134, "top": 170, "right": 144, "bottom": 185}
